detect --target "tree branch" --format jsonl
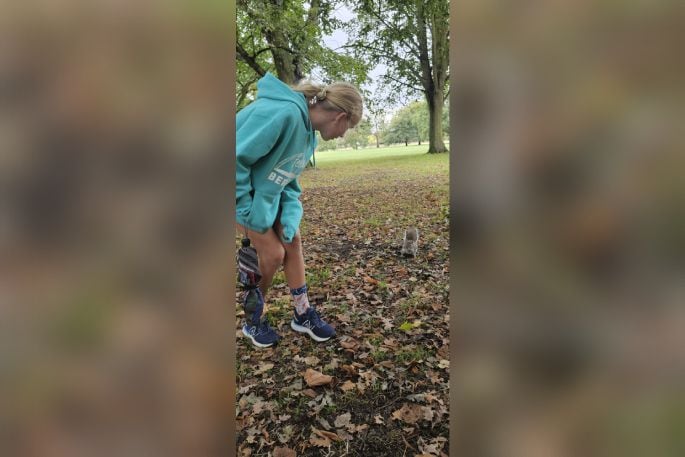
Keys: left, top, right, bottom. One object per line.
{"left": 237, "top": 75, "right": 259, "bottom": 109}
{"left": 354, "top": 3, "right": 422, "bottom": 61}
{"left": 382, "top": 73, "right": 423, "bottom": 94}
{"left": 236, "top": 42, "right": 267, "bottom": 77}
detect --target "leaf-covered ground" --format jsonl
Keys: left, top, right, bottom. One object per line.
{"left": 236, "top": 148, "right": 449, "bottom": 456}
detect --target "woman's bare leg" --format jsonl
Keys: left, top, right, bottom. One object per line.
{"left": 281, "top": 230, "right": 306, "bottom": 289}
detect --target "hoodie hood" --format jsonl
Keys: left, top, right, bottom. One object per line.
{"left": 256, "top": 73, "right": 311, "bottom": 128}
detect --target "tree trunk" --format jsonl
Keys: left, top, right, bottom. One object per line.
{"left": 426, "top": 90, "right": 447, "bottom": 153}
{"left": 262, "top": 0, "right": 319, "bottom": 85}
{"left": 416, "top": 1, "right": 448, "bottom": 154}
{"left": 266, "top": 29, "right": 297, "bottom": 85}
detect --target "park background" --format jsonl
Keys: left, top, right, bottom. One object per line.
{"left": 236, "top": 1, "right": 450, "bottom": 455}
{"left": 0, "top": 0, "right": 683, "bottom": 456}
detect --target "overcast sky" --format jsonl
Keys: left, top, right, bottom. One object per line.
{"left": 317, "top": 5, "right": 404, "bottom": 117}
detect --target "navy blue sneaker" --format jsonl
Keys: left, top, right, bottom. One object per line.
{"left": 242, "top": 319, "right": 281, "bottom": 348}
{"left": 290, "top": 307, "right": 336, "bottom": 342}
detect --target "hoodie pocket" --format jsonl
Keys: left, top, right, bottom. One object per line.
{"left": 246, "top": 191, "right": 281, "bottom": 233}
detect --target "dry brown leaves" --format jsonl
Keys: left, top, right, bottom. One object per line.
{"left": 273, "top": 447, "right": 296, "bottom": 457}
{"left": 303, "top": 368, "right": 333, "bottom": 387}
{"left": 236, "top": 174, "right": 450, "bottom": 455}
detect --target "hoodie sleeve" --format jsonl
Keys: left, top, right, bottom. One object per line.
{"left": 236, "top": 110, "right": 286, "bottom": 230}
{"left": 278, "top": 178, "right": 303, "bottom": 243}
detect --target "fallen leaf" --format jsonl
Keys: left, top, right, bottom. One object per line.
{"left": 382, "top": 338, "right": 399, "bottom": 348}
{"left": 325, "top": 358, "right": 340, "bottom": 371}
{"left": 277, "top": 425, "right": 294, "bottom": 444}
{"left": 318, "top": 418, "right": 332, "bottom": 430}
{"left": 364, "top": 275, "right": 379, "bottom": 285}
{"left": 340, "top": 380, "right": 356, "bottom": 392}
{"left": 273, "top": 447, "right": 296, "bottom": 457}
{"left": 309, "top": 436, "right": 331, "bottom": 447}
{"left": 304, "top": 356, "right": 320, "bottom": 366}
{"left": 313, "top": 427, "right": 341, "bottom": 442}
{"left": 392, "top": 403, "right": 424, "bottom": 424}
{"left": 254, "top": 362, "right": 274, "bottom": 375}
{"left": 337, "top": 429, "right": 354, "bottom": 441}
{"left": 352, "top": 424, "right": 368, "bottom": 433}
{"left": 341, "top": 364, "right": 358, "bottom": 376}
{"left": 399, "top": 321, "right": 414, "bottom": 332}
{"left": 427, "top": 370, "right": 443, "bottom": 384}
{"left": 252, "top": 400, "right": 266, "bottom": 414}
{"left": 373, "top": 415, "right": 384, "bottom": 424}
{"left": 304, "top": 368, "right": 333, "bottom": 387}
{"left": 302, "top": 389, "right": 318, "bottom": 398}
{"left": 340, "top": 339, "right": 358, "bottom": 350}
{"left": 334, "top": 412, "right": 352, "bottom": 429}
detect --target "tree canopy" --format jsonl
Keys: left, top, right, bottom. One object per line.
{"left": 344, "top": 0, "right": 449, "bottom": 152}
{"left": 236, "top": 0, "right": 368, "bottom": 110}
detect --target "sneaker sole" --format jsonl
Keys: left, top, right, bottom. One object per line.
{"left": 242, "top": 326, "right": 276, "bottom": 348}
{"left": 290, "top": 320, "right": 334, "bottom": 342}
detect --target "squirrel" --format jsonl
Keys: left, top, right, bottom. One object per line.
{"left": 400, "top": 227, "right": 419, "bottom": 257}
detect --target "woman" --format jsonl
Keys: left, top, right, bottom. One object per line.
{"left": 236, "top": 72, "right": 363, "bottom": 348}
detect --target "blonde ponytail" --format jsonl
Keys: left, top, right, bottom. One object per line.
{"left": 293, "top": 80, "right": 363, "bottom": 127}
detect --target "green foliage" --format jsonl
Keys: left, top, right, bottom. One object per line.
{"left": 237, "top": 0, "right": 369, "bottom": 109}
{"left": 384, "top": 109, "right": 417, "bottom": 146}
{"left": 315, "top": 132, "right": 339, "bottom": 151}
{"left": 365, "top": 98, "right": 390, "bottom": 147}
{"left": 341, "top": 118, "right": 372, "bottom": 149}
{"left": 384, "top": 101, "right": 431, "bottom": 145}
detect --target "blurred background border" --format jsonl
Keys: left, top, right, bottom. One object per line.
{"left": 449, "top": 1, "right": 684, "bottom": 456}
{"left": 1, "top": 1, "right": 237, "bottom": 455}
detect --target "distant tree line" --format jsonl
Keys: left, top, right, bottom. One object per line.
{"left": 317, "top": 99, "right": 449, "bottom": 151}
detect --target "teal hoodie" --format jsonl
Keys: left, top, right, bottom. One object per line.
{"left": 236, "top": 73, "right": 317, "bottom": 243}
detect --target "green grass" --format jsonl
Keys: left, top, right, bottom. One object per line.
{"left": 306, "top": 266, "right": 331, "bottom": 288}
{"left": 272, "top": 271, "right": 286, "bottom": 286}
{"left": 313, "top": 143, "right": 447, "bottom": 165}
{"left": 363, "top": 215, "right": 385, "bottom": 227}
{"left": 395, "top": 346, "right": 432, "bottom": 364}
{"left": 301, "top": 144, "right": 449, "bottom": 186}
